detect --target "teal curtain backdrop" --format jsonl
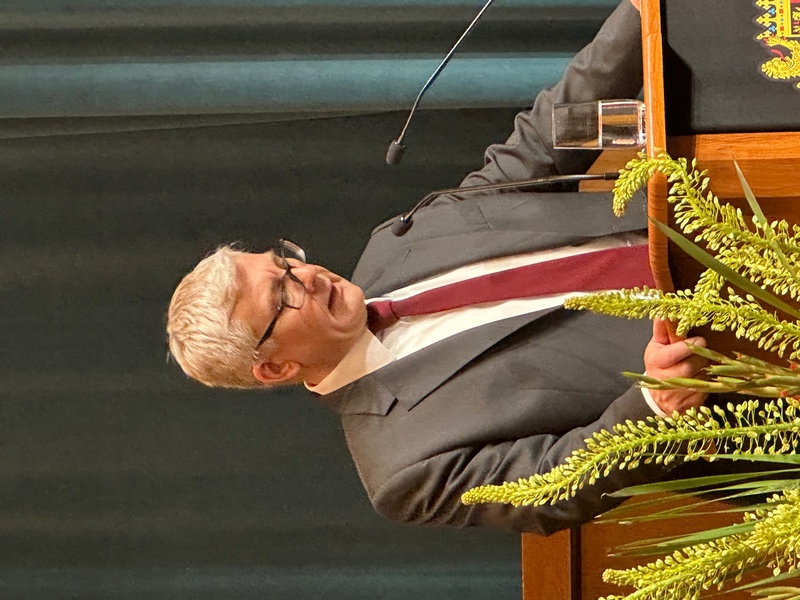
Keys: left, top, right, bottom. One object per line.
{"left": 0, "top": 2, "right": 614, "bottom": 598}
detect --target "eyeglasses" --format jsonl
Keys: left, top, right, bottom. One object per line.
{"left": 254, "top": 239, "right": 308, "bottom": 350}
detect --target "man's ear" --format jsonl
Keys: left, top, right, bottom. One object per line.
{"left": 252, "top": 358, "right": 301, "bottom": 385}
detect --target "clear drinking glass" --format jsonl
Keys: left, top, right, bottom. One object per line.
{"left": 552, "top": 99, "right": 646, "bottom": 149}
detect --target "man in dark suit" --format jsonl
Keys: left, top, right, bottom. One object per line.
{"left": 167, "top": 0, "right": 707, "bottom": 535}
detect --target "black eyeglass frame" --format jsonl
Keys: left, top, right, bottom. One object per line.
{"left": 254, "top": 240, "right": 307, "bottom": 350}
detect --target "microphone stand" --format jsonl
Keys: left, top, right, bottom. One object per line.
{"left": 386, "top": 0, "right": 497, "bottom": 165}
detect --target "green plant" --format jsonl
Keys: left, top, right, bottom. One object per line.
{"left": 575, "top": 152, "right": 800, "bottom": 351}
{"left": 462, "top": 152, "right": 800, "bottom": 599}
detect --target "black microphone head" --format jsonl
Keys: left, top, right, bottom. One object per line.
{"left": 391, "top": 215, "right": 413, "bottom": 236}
{"left": 386, "top": 140, "right": 406, "bottom": 165}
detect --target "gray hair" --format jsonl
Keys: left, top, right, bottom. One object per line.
{"left": 167, "top": 246, "right": 269, "bottom": 389}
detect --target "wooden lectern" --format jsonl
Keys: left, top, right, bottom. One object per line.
{"left": 521, "top": 0, "right": 800, "bottom": 597}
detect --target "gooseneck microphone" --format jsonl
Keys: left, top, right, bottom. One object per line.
{"left": 386, "top": 0, "right": 497, "bottom": 165}
{"left": 391, "top": 172, "right": 620, "bottom": 236}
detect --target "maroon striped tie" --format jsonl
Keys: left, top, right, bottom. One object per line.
{"left": 367, "top": 243, "right": 653, "bottom": 333}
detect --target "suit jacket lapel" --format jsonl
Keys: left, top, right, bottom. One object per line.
{"left": 319, "top": 309, "right": 557, "bottom": 416}
{"left": 326, "top": 189, "right": 646, "bottom": 415}
{"left": 352, "top": 190, "right": 647, "bottom": 297}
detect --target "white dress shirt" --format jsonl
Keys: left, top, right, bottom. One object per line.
{"left": 306, "top": 231, "right": 665, "bottom": 416}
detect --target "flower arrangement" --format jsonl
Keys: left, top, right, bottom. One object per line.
{"left": 462, "top": 152, "right": 800, "bottom": 600}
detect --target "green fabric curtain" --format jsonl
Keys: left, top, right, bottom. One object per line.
{"left": 0, "top": 2, "right": 615, "bottom": 598}
{"left": 1, "top": 0, "right": 616, "bottom": 136}
{"left": 0, "top": 57, "right": 571, "bottom": 118}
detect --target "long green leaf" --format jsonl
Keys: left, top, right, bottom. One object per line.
{"left": 596, "top": 490, "right": 767, "bottom": 524}
{"left": 736, "top": 161, "right": 768, "bottom": 226}
{"left": 598, "top": 488, "right": 736, "bottom": 521}
{"left": 600, "top": 483, "right": 777, "bottom": 519}
{"left": 598, "top": 502, "right": 772, "bottom": 527}
{"left": 756, "top": 594, "right": 800, "bottom": 600}
{"left": 702, "top": 454, "right": 800, "bottom": 465}
{"left": 607, "top": 468, "right": 800, "bottom": 497}
{"left": 612, "top": 521, "right": 755, "bottom": 550}
{"left": 735, "top": 160, "right": 800, "bottom": 288}
{"left": 750, "top": 592, "right": 800, "bottom": 600}
{"left": 605, "top": 485, "right": 793, "bottom": 547}
{"left": 732, "top": 569, "right": 800, "bottom": 592}
{"left": 602, "top": 482, "right": 798, "bottom": 526}
{"left": 598, "top": 490, "right": 702, "bottom": 520}
{"left": 610, "top": 522, "right": 756, "bottom": 556}
{"left": 678, "top": 478, "right": 800, "bottom": 493}
{"left": 652, "top": 219, "right": 800, "bottom": 320}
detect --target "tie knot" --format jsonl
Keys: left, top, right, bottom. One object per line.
{"left": 366, "top": 300, "right": 399, "bottom": 334}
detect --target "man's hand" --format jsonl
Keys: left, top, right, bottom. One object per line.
{"left": 630, "top": 0, "right": 641, "bottom": 11}
{"left": 644, "top": 318, "right": 708, "bottom": 415}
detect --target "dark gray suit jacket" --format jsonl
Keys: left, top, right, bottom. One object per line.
{"left": 319, "top": 0, "right": 664, "bottom": 535}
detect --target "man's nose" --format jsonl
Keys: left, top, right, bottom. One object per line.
{"left": 290, "top": 264, "right": 321, "bottom": 293}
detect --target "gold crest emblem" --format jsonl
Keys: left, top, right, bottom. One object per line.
{"left": 755, "top": 0, "right": 800, "bottom": 88}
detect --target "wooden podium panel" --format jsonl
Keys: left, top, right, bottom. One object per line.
{"left": 522, "top": 496, "right": 760, "bottom": 600}
{"left": 521, "top": 528, "right": 579, "bottom": 600}
{"left": 669, "top": 133, "right": 800, "bottom": 201}
{"left": 644, "top": 0, "right": 800, "bottom": 297}
{"left": 644, "top": 0, "right": 800, "bottom": 353}
{"left": 666, "top": 132, "right": 800, "bottom": 360}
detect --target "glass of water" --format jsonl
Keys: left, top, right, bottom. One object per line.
{"left": 552, "top": 99, "right": 646, "bottom": 149}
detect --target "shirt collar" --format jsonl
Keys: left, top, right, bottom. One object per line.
{"left": 305, "top": 329, "right": 395, "bottom": 396}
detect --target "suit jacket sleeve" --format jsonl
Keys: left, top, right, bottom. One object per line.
{"left": 436, "top": 0, "right": 643, "bottom": 208}
{"left": 367, "top": 385, "right": 667, "bottom": 536}
{"left": 330, "top": 311, "right": 663, "bottom": 536}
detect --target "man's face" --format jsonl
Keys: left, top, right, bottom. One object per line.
{"left": 233, "top": 251, "right": 367, "bottom": 384}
